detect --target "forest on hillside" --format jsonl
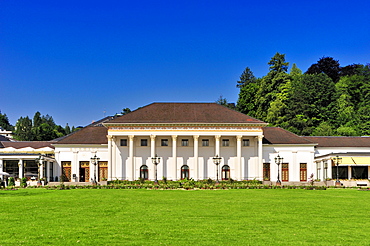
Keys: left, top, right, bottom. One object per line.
{"left": 233, "top": 53, "right": 370, "bottom": 136}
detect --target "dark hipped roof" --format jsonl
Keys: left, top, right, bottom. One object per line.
{"left": 56, "top": 126, "right": 108, "bottom": 144}
{"left": 304, "top": 136, "right": 370, "bottom": 147}
{"left": 106, "top": 103, "right": 266, "bottom": 124}
{"left": 263, "top": 127, "right": 315, "bottom": 145}
{"left": 0, "top": 141, "right": 55, "bottom": 149}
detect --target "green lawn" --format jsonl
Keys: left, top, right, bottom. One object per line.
{"left": 0, "top": 188, "right": 369, "bottom": 245}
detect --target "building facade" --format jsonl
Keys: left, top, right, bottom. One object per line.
{"left": 1, "top": 103, "right": 370, "bottom": 186}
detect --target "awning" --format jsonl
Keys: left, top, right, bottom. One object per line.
{"left": 332, "top": 157, "right": 370, "bottom": 165}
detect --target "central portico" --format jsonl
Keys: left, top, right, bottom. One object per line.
{"left": 104, "top": 103, "right": 267, "bottom": 181}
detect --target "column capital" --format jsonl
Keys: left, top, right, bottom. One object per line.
{"left": 107, "top": 135, "right": 113, "bottom": 140}
{"left": 215, "top": 135, "right": 221, "bottom": 140}
{"left": 257, "top": 135, "right": 264, "bottom": 141}
{"left": 236, "top": 135, "right": 242, "bottom": 141}
{"left": 128, "top": 135, "right": 135, "bottom": 141}
{"left": 150, "top": 135, "right": 156, "bottom": 141}
{"left": 193, "top": 135, "right": 199, "bottom": 141}
{"left": 172, "top": 135, "right": 177, "bottom": 141}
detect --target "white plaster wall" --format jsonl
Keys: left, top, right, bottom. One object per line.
{"left": 55, "top": 145, "right": 108, "bottom": 182}
{"left": 263, "top": 145, "right": 315, "bottom": 182}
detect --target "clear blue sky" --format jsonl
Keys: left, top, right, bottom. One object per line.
{"left": 1, "top": 0, "right": 369, "bottom": 127}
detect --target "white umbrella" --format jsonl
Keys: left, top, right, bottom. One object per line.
{"left": 0, "top": 171, "right": 10, "bottom": 176}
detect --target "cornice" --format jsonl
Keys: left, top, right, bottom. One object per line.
{"left": 103, "top": 122, "right": 268, "bottom": 128}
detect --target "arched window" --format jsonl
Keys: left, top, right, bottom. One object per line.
{"left": 181, "top": 165, "right": 190, "bottom": 179}
{"left": 140, "top": 165, "right": 148, "bottom": 180}
{"left": 222, "top": 165, "right": 230, "bottom": 180}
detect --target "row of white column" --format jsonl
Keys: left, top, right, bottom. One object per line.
{"left": 0, "top": 159, "right": 53, "bottom": 181}
{"left": 107, "top": 135, "right": 264, "bottom": 181}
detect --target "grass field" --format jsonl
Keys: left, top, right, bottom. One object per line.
{"left": 0, "top": 188, "right": 369, "bottom": 245}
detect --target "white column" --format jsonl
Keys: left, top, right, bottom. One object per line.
{"left": 39, "top": 161, "right": 44, "bottom": 180}
{"left": 18, "top": 159, "right": 23, "bottom": 179}
{"left": 172, "top": 135, "right": 177, "bottom": 180}
{"left": 193, "top": 135, "right": 199, "bottom": 180}
{"left": 112, "top": 137, "right": 117, "bottom": 179}
{"left": 0, "top": 159, "right": 3, "bottom": 181}
{"left": 73, "top": 151, "right": 79, "bottom": 181}
{"left": 215, "top": 135, "right": 221, "bottom": 156}
{"left": 236, "top": 135, "right": 242, "bottom": 181}
{"left": 150, "top": 135, "right": 156, "bottom": 157}
{"left": 129, "top": 135, "right": 135, "bottom": 181}
{"left": 258, "top": 135, "right": 263, "bottom": 181}
{"left": 46, "top": 161, "right": 50, "bottom": 182}
{"left": 107, "top": 135, "right": 113, "bottom": 181}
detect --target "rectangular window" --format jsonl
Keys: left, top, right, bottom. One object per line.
{"left": 222, "top": 139, "right": 229, "bottom": 147}
{"left": 141, "top": 139, "right": 148, "bottom": 146}
{"left": 263, "top": 163, "right": 270, "bottom": 181}
{"left": 202, "top": 139, "right": 209, "bottom": 147}
{"left": 181, "top": 139, "right": 189, "bottom": 146}
{"left": 300, "top": 163, "right": 307, "bottom": 181}
{"left": 242, "top": 139, "right": 250, "bottom": 147}
{"left": 161, "top": 139, "right": 168, "bottom": 146}
{"left": 120, "top": 139, "right": 127, "bottom": 146}
{"left": 282, "top": 163, "right": 289, "bottom": 182}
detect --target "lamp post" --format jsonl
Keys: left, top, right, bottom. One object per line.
{"left": 333, "top": 155, "right": 342, "bottom": 186}
{"left": 212, "top": 155, "right": 222, "bottom": 183}
{"left": 91, "top": 154, "right": 100, "bottom": 185}
{"left": 151, "top": 154, "right": 161, "bottom": 183}
{"left": 274, "top": 154, "right": 283, "bottom": 186}
{"left": 35, "top": 155, "right": 44, "bottom": 186}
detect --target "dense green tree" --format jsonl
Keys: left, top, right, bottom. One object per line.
{"left": 65, "top": 124, "right": 71, "bottom": 135}
{"left": 311, "top": 121, "right": 334, "bottom": 136}
{"left": 236, "top": 67, "right": 256, "bottom": 88}
{"left": 235, "top": 54, "right": 369, "bottom": 136}
{"left": 305, "top": 57, "right": 340, "bottom": 83}
{"left": 14, "top": 116, "right": 33, "bottom": 141}
{"left": 216, "top": 96, "right": 236, "bottom": 110}
{"left": 255, "top": 53, "right": 290, "bottom": 122}
{"left": 121, "top": 108, "right": 132, "bottom": 115}
{"left": 236, "top": 79, "right": 259, "bottom": 116}
{"left": 0, "top": 112, "right": 13, "bottom": 131}
{"left": 268, "top": 52, "right": 289, "bottom": 73}
{"left": 288, "top": 73, "right": 336, "bottom": 128}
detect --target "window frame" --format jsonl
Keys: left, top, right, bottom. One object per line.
{"left": 202, "top": 139, "right": 209, "bottom": 147}
{"left": 181, "top": 139, "right": 189, "bottom": 147}
{"left": 120, "top": 139, "right": 127, "bottom": 146}
{"left": 242, "top": 139, "right": 250, "bottom": 147}
{"left": 161, "top": 139, "right": 169, "bottom": 146}
{"left": 141, "top": 139, "right": 148, "bottom": 146}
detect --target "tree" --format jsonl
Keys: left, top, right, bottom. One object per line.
{"left": 14, "top": 116, "right": 33, "bottom": 141}
{"left": 305, "top": 57, "right": 340, "bottom": 83}
{"left": 236, "top": 79, "right": 259, "bottom": 116}
{"left": 236, "top": 67, "right": 256, "bottom": 88}
{"left": 121, "top": 108, "right": 131, "bottom": 115}
{"left": 0, "top": 112, "right": 13, "bottom": 131}
{"left": 268, "top": 52, "right": 289, "bottom": 73}
{"left": 216, "top": 96, "right": 236, "bottom": 110}
{"left": 65, "top": 124, "right": 71, "bottom": 135}
{"left": 255, "top": 53, "right": 290, "bottom": 122}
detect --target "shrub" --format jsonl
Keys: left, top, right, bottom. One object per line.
{"left": 21, "top": 177, "right": 27, "bottom": 188}
{"left": 8, "top": 177, "right": 15, "bottom": 186}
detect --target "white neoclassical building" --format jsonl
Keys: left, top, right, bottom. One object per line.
{"left": 51, "top": 103, "right": 318, "bottom": 183}
{"left": 1, "top": 102, "right": 370, "bottom": 186}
